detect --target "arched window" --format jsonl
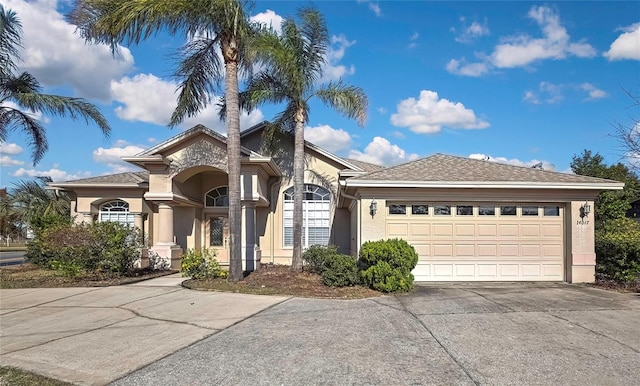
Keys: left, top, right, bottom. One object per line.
{"left": 205, "top": 186, "right": 229, "bottom": 207}
{"left": 99, "top": 200, "right": 133, "bottom": 225}
{"left": 283, "top": 184, "right": 331, "bottom": 248}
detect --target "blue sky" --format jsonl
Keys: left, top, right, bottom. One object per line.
{"left": 1, "top": 0, "right": 639, "bottom": 187}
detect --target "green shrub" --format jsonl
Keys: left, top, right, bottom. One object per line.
{"left": 180, "top": 248, "right": 227, "bottom": 279}
{"left": 26, "top": 221, "right": 143, "bottom": 276}
{"left": 321, "top": 254, "right": 359, "bottom": 287}
{"left": 91, "top": 222, "right": 143, "bottom": 274}
{"left": 358, "top": 239, "right": 418, "bottom": 293}
{"left": 302, "top": 244, "right": 339, "bottom": 273}
{"left": 595, "top": 218, "right": 640, "bottom": 282}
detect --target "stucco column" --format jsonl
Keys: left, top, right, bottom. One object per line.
{"left": 243, "top": 203, "right": 258, "bottom": 271}
{"left": 157, "top": 203, "right": 175, "bottom": 245}
{"left": 569, "top": 200, "right": 596, "bottom": 283}
{"left": 82, "top": 213, "right": 94, "bottom": 224}
{"left": 149, "top": 203, "right": 182, "bottom": 270}
{"left": 133, "top": 213, "right": 143, "bottom": 231}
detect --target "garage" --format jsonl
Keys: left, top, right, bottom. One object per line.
{"left": 385, "top": 202, "right": 564, "bottom": 281}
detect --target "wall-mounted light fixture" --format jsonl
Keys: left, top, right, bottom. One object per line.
{"left": 580, "top": 201, "right": 591, "bottom": 218}
{"left": 369, "top": 198, "right": 377, "bottom": 217}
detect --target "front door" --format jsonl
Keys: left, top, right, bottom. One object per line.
{"left": 208, "top": 216, "right": 229, "bottom": 263}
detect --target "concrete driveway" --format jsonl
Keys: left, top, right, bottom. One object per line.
{"left": 1, "top": 279, "right": 639, "bottom": 386}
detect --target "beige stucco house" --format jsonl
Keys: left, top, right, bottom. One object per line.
{"left": 50, "top": 122, "right": 623, "bottom": 283}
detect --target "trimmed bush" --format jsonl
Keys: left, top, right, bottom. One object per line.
{"left": 595, "top": 218, "right": 640, "bottom": 282}
{"left": 321, "top": 254, "right": 359, "bottom": 287}
{"left": 180, "top": 248, "right": 228, "bottom": 279}
{"left": 358, "top": 239, "right": 418, "bottom": 293}
{"left": 302, "top": 244, "right": 339, "bottom": 273}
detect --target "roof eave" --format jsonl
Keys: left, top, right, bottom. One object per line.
{"left": 341, "top": 180, "right": 625, "bottom": 190}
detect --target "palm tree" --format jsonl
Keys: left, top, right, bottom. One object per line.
{"left": 243, "top": 8, "right": 368, "bottom": 271}
{"left": 11, "top": 177, "right": 70, "bottom": 225}
{"left": 69, "top": 0, "right": 256, "bottom": 281}
{"left": 0, "top": 5, "right": 110, "bottom": 164}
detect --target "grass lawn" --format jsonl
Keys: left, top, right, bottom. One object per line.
{"left": 0, "top": 367, "right": 73, "bottom": 386}
{"left": 0, "top": 263, "right": 178, "bottom": 289}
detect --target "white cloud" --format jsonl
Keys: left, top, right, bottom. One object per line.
{"left": 377, "top": 107, "right": 388, "bottom": 115}
{"left": 93, "top": 143, "right": 145, "bottom": 173}
{"left": 454, "top": 18, "right": 490, "bottom": 43}
{"left": 12, "top": 167, "right": 92, "bottom": 182}
{"left": 446, "top": 58, "right": 490, "bottom": 77}
{"left": 110, "top": 73, "right": 264, "bottom": 132}
{"left": 469, "top": 153, "right": 555, "bottom": 170}
{"left": 523, "top": 82, "right": 564, "bottom": 104}
{"left": 580, "top": 83, "right": 607, "bottom": 100}
{"left": 357, "top": 1, "right": 382, "bottom": 17}
{"left": 0, "top": 142, "right": 23, "bottom": 155}
{"left": 447, "top": 6, "right": 596, "bottom": 77}
{"left": 305, "top": 125, "right": 352, "bottom": 154}
{"left": 604, "top": 23, "right": 640, "bottom": 61}
{"left": 0, "top": 156, "right": 24, "bottom": 167}
{"left": 524, "top": 82, "right": 606, "bottom": 104}
{"left": 321, "top": 35, "right": 357, "bottom": 83}
{"left": 147, "top": 137, "right": 157, "bottom": 143}
{"left": 348, "top": 137, "right": 418, "bottom": 166}
{"left": 491, "top": 6, "right": 596, "bottom": 68}
{"left": 391, "top": 90, "right": 489, "bottom": 134}
{"left": 251, "top": 9, "right": 284, "bottom": 34}
{"left": 408, "top": 32, "right": 419, "bottom": 49}
{"left": 5, "top": 0, "right": 134, "bottom": 101}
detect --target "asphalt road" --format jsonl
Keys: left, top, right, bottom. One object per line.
{"left": 0, "top": 251, "right": 26, "bottom": 266}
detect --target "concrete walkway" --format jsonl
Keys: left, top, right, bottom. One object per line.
{"left": 0, "top": 274, "right": 289, "bottom": 385}
{"left": 1, "top": 280, "right": 639, "bottom": 385}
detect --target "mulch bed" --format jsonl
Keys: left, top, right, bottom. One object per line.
{"left": 0, "top": 263, "right": 178, "bottom": 289}
{"left": 183, "top": 264, "right": 381, "bottom": 299}
{"left": 589, "top": 277, "right": 640, "bottom": 293}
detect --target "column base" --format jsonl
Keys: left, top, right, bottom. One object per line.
{"left": 242, "top": 246, "right": 261, "bottom": 272}
{"left": 570, "top": 265, "right": 595, "bottom": 283}
{"left": 149, "top": 244, "right": 183, "bottom": 270}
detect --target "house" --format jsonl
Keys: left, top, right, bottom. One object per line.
{"left": 49, "top": 122, "right": 624, "bottom": 283}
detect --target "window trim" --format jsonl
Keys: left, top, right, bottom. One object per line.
{"left": 204, "top": 186, "right": 229, "bottom": 207}
{"left": 283, "top": 184, "right": 331, "bottom": 249}
{"left": 99, "top": 200, "right": 133, "bottom": 226}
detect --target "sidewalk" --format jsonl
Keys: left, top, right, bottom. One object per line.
{"left": 0, "top": 274, "right": 289, "bottom": 385}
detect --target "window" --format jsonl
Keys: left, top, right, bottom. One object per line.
{"left": 434, "top": 205, "right": 451, "bottom": 216}
{"left": 522, "top": 206, "right": 539, "bottom": 216}
{"left": 544, "top": 206, "right": 560, "bottom": 216}
{"left": 210, "top": 217, "right": 223, "bottom": 246}
{"left": 456, "top": 206, "right": 473, "bottom": 216}
{"left": 500, "top": 206, "right": 517, "bottom": 216}
{"left": 99, "top": 200, "right": 133, "bottom": 226}
{"left": 205, "top": 186, "right": 229, "bottom": 207}
{"left": 411, "top": 205, "right": 429, "bottom": 215}
{"left": 389, "top": 205, "right": 407, "bottom": 215}
{"left": 283, "top": 185, "right": 330, "bottom": 248}
{"left": 479, "top": 205, "right": 496, "bottom": 216}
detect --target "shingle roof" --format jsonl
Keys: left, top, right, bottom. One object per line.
{"left": 56, "top": 171, "right": 149, "bottom": 185}
{"left": 349, "top": 154, "right": 620, "bottom": 185}
{"left": 342, "top": 158, "right": 386, "bottom": 172}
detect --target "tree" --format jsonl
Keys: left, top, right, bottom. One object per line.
{"left": 571, "top": 150, "right": 640, "bottom": 225}
{"left": 615, "top": 89, "right": 640, "bottom": 172}
{"left": 70, "top": 0, "right": 256, "bottom": 281}
{"left": 0, "top": 5, "right": 110, "bottom": 164}
{"left": 10, "top": 176, "right": 70, "bottom": 225}
{"left": 242, "top": 8, "right": 368, "bottom": 271}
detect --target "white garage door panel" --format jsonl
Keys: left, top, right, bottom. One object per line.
{"left": 387, "top": 204, "right": 564, "bottom": 281}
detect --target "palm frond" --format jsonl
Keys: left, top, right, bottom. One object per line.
{"left": 298, "top": 8, "right": 328, "bottom": 86}
{"left": 0, "top": 5, "right": 21, "bottom": 77}
{"left": 9, "top": 84, "right": 111, "bottom": 136}
{"left": 0, "top": 106, "right": 48, "bottom": 164}
{"left": 170, "top": 37, "right": 222, "bottom": 126}
{"left": 316, "top": 82, "right": 368, "bottom": 126}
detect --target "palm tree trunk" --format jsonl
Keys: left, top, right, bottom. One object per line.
{"left": 291, "top": 108, "right": 305, "bottom": 272}
{"left": 225, "top": 59, "right": 243, "bottom": 282}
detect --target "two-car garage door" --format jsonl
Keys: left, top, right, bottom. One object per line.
{"left": 385, "top": 203, "right": 565, "bottom": 281}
